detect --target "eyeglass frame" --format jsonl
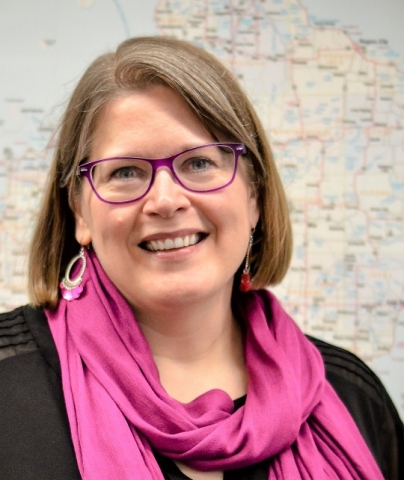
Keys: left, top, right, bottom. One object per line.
{"left": 77, "top": 142, "right": 246, "bottom": 204}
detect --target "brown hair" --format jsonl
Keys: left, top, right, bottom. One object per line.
{"left": 28, "top": 36, "right": 292, "bottom": 308}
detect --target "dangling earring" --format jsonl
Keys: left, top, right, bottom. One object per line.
{"left": 60, "top": 246, "right": 87, "bottom": 301}
{"left": 240, "top": 231, "right": 254, "bottom": 292}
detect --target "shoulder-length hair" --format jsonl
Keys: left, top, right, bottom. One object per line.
{"left": 28, "top": 36, "right": 292, "bottom": 308}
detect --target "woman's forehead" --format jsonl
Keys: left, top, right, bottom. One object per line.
{"left": 89, "top": 87, "right": 216, "bottom": 160}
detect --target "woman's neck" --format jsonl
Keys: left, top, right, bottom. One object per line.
{"left": 134, "top": 290, "right": 247, "bottom": 403}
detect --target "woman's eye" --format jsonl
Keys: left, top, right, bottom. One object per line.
{"left": 94, "top": 160, "right": 150, "bottom": 185}
{"left": 108, "top": 164, "right": 147, "bottom": 181}
{"left": 183, "top": 157, "right": 216, "bottom": 171}
{"left": 112, "top": 166, "right": 136, "bottom": 179}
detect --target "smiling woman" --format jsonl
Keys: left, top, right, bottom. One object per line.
{"left": 0, "top": 36, "right": 402, "bottom": 480}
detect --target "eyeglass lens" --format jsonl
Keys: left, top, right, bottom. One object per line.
{"left": 90, "top": 144, "right": 237, "bottom": 203}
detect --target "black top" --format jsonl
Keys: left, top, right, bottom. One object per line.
{"left": 0, "top": 305, "right": 403, "bottom": 479}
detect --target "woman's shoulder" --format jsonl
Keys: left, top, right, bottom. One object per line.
{"left": 0, "top": 304, "right": 61, "bottom": 371}
{"left": 307, "top": 335, "right": 389, "bottom": 402}
{"left": 0, "top": 305, "right": 80, "bottom": 479}
{"left": 307, "top": 335, "right": 404, "bottom": 480}
{"left": 0, "top": 305, "right": 40, "bottom": 362}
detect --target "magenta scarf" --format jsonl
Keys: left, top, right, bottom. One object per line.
{"left": 46, "top": 250, "right": 383, "bottom": 479}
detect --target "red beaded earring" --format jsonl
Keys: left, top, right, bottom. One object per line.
{"left": 239, "top": 231, "right": 254, "bottom": 292}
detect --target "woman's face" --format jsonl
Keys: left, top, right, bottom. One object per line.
{"left": 75, "top": 85, "right": 259, "bottom": 315}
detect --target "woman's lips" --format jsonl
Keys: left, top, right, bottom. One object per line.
{"left": 143, "top": 233, "right": 205, "bottom": 252}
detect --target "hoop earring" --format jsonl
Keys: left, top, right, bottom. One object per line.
{"left": 60, "top": 246, "right": 87, "bottom": 301}
{"left": 240, "top": 231, "right": 254, "bottom": 293}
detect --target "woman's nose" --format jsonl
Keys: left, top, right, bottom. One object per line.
{"left": 141, "top": 167, "right": 191, "bottom": 217}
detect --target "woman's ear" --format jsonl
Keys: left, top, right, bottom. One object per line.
{"left": 72, "top": 199, "right": 92, "bottom": 245}
{"left": 248, "top": 188, "right": 260, "bottom": 230}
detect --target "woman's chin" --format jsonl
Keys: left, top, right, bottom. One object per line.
{"left": 127, "top": 275, "right": 233, "bottom": 313}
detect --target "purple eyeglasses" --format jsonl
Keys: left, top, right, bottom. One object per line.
{"left": 77, "top": 142, "right": 246, "bottom": 204}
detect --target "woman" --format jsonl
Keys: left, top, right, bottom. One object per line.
{"left": 0, "top": 36, "right": 402, "bottom": 480}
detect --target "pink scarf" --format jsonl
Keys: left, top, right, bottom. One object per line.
{"left": 46, "top": 250, "right": 383, "bottom": 479}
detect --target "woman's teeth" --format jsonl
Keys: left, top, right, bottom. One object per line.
{"left": 146, "top": 234, "right": 201, "bottom": 251}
